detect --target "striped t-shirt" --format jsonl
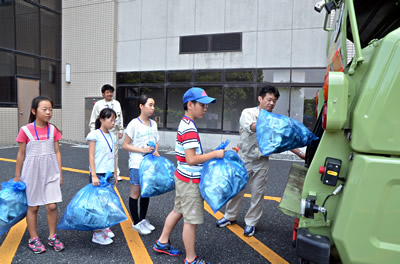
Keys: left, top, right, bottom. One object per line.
{"left": 175, "top": 116, "right": 203, "bottom": 183}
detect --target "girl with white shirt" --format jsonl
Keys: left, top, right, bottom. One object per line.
{"left": 123, "top": 95, "right": 160, "bottom": 235}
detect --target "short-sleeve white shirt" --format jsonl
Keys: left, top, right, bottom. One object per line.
{"left": 125, "top": 118, "right": 159, "bottom": 169}
{"left": 86, "top": 129, "right": 116, "bottom": 173}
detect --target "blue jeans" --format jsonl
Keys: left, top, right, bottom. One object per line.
{"left": 129, "top": 168, "right": 140, "bottom": 185}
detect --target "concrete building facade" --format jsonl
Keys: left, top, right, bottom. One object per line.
{"left": 1, "top": 0, "right": 328, "bottom": 150}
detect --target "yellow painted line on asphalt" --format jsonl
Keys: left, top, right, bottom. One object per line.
{"left": 244, "top": 193, "right": 282, "bottom": 202}
{"left": 0, "top": 219, "right": 27, "bottom": 264}
{"left": 0, "top": 157, "right": 89, "bottom": 174}
{"left": 204, "top": 202, "right": 289, "bottom": 264}
{"left": 113, "top": 186, "right": 153, "bottom": 264}
{"left": 1, "top": 157, "right": 285, "bottom": 263}
{"left": 0, "top": 157, "right": 151, "bottom": 263}
{"left": 0, "top": 158, "right": 16, "bottom": 163}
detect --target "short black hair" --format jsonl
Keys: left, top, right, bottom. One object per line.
{"left": 138, "top": 94, "right": 154, "bottom": 109}
{"left": 259, "top": 85, "right": 280, "bottom": 99}
{"left": 101, "top": 84, "right": 115, "bottom": 93}
{"left": 183, "top": 100, "right": 197, "bottom": 111}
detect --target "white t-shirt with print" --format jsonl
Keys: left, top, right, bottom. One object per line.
{"left": 125, "top": 118, "right": 159, "bottom": 169}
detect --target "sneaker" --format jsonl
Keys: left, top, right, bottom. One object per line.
{"left": 132, "top": 220, "right": 151, "bottom": 235}
{"left": 142, "top": 219, "right": 155, "bottom": 231}
{"left": 48, "top": 234, "right": 65, "bottom": 252}
{"left": 153, "top": 240, "right": 181, "bottom": 256}
{"left": 102, "top": 227, "right": 115, "bottom": 238}
{"left": 92, "top": 231, "right": 113, "bottom": 245}
{"left": 216, "top": 217, "right": 236, "bottom": 228}
{"left": 28, "top": 237, "right": 46, "bottom": 254}
{"left": 117, "top": 175, "right": 122, "bottom": 181}
{"left": 184, "top": 256, "right": 210, "bottom": 264}
{"left": 243, "top": 225, "right": 255, "bottom": 236}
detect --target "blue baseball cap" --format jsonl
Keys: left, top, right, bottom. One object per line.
{"left": 182, "top": 87, "right": 216, "bottom": 104}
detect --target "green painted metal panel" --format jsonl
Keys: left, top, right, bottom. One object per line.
{"left": 351, "top": 28, "right": 400, "bottom": 155}
{"left": 326, "top": 72, "right": 348, "bottom": 131}
{"left": 332, "top": 154, "right": 400, "bottom": 264}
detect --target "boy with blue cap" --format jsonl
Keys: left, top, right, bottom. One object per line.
{"left": 153, "top": 87, "right": 225, "bottom": 264}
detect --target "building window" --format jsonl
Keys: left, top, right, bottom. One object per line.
{"left": 180, "top": 33, "right": 242, "bottom": 54}
{"left": 0, "top": 0, "right": 61, "bottom": 107}
{"left": 223, "top": 86, "right": 254, "bottom": 131}
{"left": 0, "top": 0, "right": 15, "bottom": 49}
{"left": 117, "top": 68, "right": 324, "bottom": 134}
{"left": 0, "top": 51, "right": 16, "bottom": 104}
{"left": 15, "top": 0, "right": 40, "bottom": 55}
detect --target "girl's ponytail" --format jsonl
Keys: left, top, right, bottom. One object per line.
{"left": 95, "top": 118, "right": 101, "bottom": 130}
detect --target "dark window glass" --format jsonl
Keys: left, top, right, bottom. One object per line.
{"left": 40, "top": 0, "right": 61, "bottom": 11}
{"left": 0, "top": 51, "right": 16, "bottom": 103}
{"left": 117, "top": 86, "right": 140, "bottom": 127}
{"left": 211, "top": 33, "right": 241, "bottom": 52}
{"left": 16, "top": 54, "right": 40, "bottom": 77}
{"left": 195, "top": 86, "right": 223, "bottom": 130}
{"left": 140, "top": 87, "right": 165, "bottom": 127}
{"left": 41, "top": 9, "right": 61, "bottom": 59}
{"left": 180, "top": 35, "right": 208, "bottom": 53}
{"left": 291, "top": 69, "right": 325, "bottom": 83}
{"left": 140, "top": 71, "right": 164, "bottom": 83}
{"left": 166, "top": 87, "right": 187, "bottom": 129}
{"left": 168, "top": 72, "right": 192, "bottom": 83}
{"left": 196, "top": 71, "right": 222, "bottom": 82}
{"left": 223, "top": 87, "right": 254, "bottom": 131}
{"left": 257, "top": 69, "right": 290, "bottom": 83}
{"left": 117, "top": 72, "right": 140, "bottom": 84}
{"left": 15, "top": 0, "right": 40, "bottom": 54}
{"left": 0, "top": 0, "right": 15, "bottom": 49}
{"left": 226, "top": 71, "right": 254, "bottom": 82}
{"left": 41, "top": 60, "right": 60, "bottom": 105}
{"left": 290, "top": 87, "right": 319, "bottom": 131}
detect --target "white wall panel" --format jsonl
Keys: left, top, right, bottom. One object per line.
{"left": 141, "top": 0, "right": 168, "bottom": 39}
{"left": 293, "top": 0, "right": 325, "bottom": 29}
{"left": 224, "top": 32, "right": 257, "bottom": 69}
{"left": 167, "top": 0, "right": 196, "bottom": 37}
{"left": 118, "top": 0, "right": 141, "bottom": 41}
{"left": 117, "top": 40, "right": 141, "bottom": 72}
{"left": 140, "top": 38, "right": 167, "bottom": 71}
{"left": 166, "top": 37, "right": 194, "bottom": 70}
{"left": 256, "top": 30, "right": 292, "bottom": 68}
{"left": 291, "top": 28, "right": 327, "bottom": 67}
{"left": 195, "top": 0, "right": 225, "bottom": 34}
{"left": 258, "top": 0, "right": 293, "bottom": 31}
{"left": 194, "top": 53, "right": 224, "bottom": 69}
{"left": 225, "top": 0, "right": 257, "bottom": 32}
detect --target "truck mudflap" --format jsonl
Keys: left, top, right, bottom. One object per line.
{"left": 297, "top": 228, "right": 330, "bottom": 264}
{"left": 278, "top": 163, "right": 308, "bottom": 217}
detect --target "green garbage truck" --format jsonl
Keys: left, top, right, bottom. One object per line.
{"left": 279, "top": 0, "right": 400, "bottom": 263}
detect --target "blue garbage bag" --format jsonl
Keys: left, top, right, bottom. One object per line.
{"left": 139, "top": 141, "right": 176, "bottom": 198}
{"left": 200, "top": 141, "right": 249, "bottom": 213}
{"left": 0, "top": 180, "right": 28, "bottom": 236}
{"left": 256, "top": 109, "right": 318, "bottom": 156}
{"left": 57, "top": 172, "right": 127, "bottom": 231}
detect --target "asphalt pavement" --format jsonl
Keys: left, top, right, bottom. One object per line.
{"left": 0, "top": 142, "right": 303, "bottom": 264}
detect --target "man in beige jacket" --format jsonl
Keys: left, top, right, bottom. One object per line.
{"left": 216, "top": 85, "right": 305, "bottom": 236}
{"left": 89, "top": 84, "right": 124, "bottom": 180}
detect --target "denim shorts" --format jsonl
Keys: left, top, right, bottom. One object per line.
{"left": 129, "top": 168, "right": 140, "bottom": 185}
{"left": 89, "top": 172, "right": 115, "bottom": 186}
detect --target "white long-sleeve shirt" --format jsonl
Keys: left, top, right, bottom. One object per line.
{"left": 89, "top": 99, "right": 124, "bottom": 134}
{"left": 238, "top": 106, "right": 264, "bottom": 161}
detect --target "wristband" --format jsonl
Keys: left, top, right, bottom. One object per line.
{"left": 298, "top": 151, "right": 303, "bottom": 157}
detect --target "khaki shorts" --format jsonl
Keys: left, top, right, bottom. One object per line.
{"left": 174, "top": 176, "right": 204, "bottom": 224}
